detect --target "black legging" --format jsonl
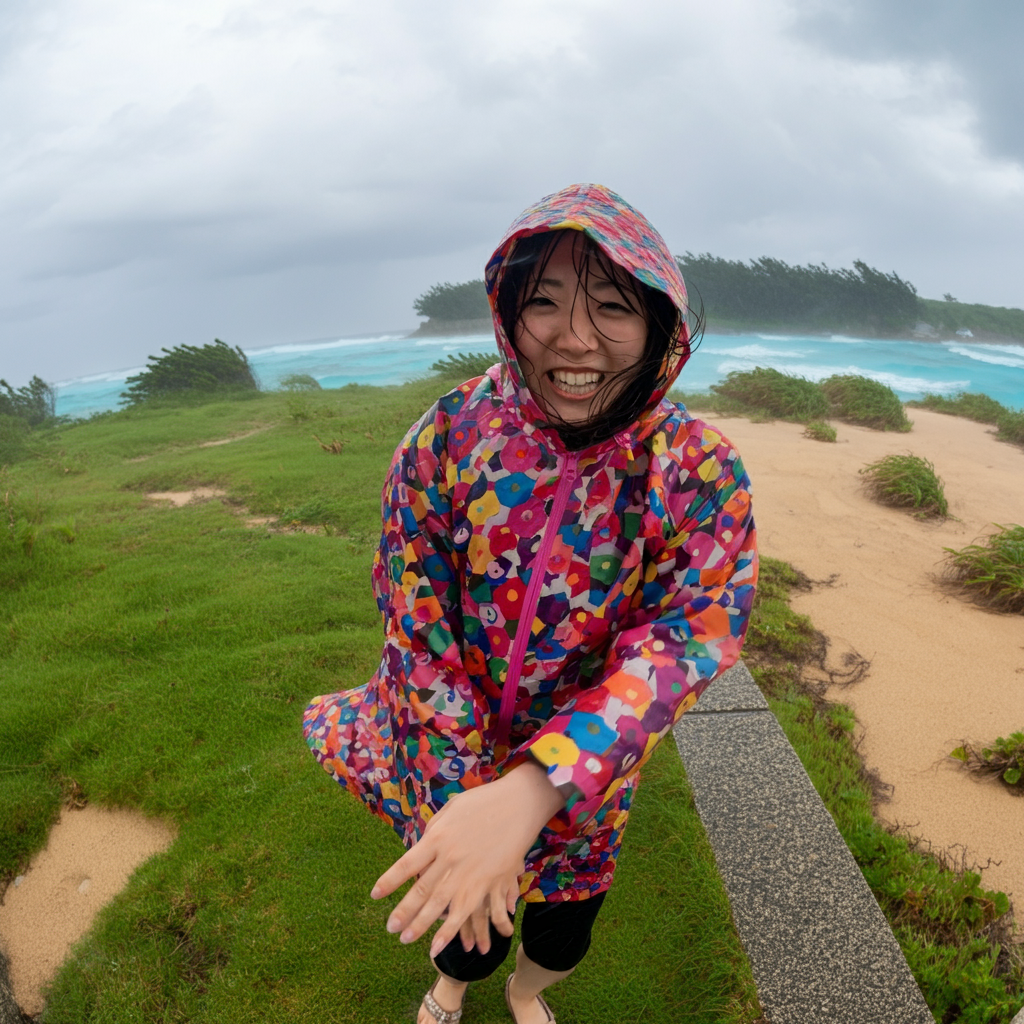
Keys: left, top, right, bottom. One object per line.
{"left": 432, "top": 892, "right": 607, "bottom": 982}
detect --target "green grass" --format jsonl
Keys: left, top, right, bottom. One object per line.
{"left": 0, "top": 381, "right": 760, "bottom": 1024}
{"left": 859, "top": 454, "right": 950, "bottom": 519}
{"left": 803, "top": 420, "right": 837, "bottom": 443}
{"left": 820, "top": 374, "right": 912, "bottom": 431}
{"left": 943, "top": 524, "right": 1024, "bottom": 614}
{"left": 744, "top": 559, "right": 1024, "bottom": 1023}
{"left": 710, "top": 367, "right": 830, "bottom": 421}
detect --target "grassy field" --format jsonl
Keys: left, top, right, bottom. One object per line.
{"left": 0, "top": 378, "right": 761, "bottom": 1024}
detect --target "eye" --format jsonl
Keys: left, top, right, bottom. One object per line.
{"left": 524, "top": 295, "right": 556, "bottom": 308}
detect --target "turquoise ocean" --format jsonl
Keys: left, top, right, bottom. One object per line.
{"left": 54, "top": 330, "right": 1024, "bottom": 420}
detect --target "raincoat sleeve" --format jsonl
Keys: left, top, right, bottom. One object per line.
{"left": 516, "top": 424, "right": 757, "bottom": 831}
{"left": 372, "top": 388, "right": 477, "bottom": 709}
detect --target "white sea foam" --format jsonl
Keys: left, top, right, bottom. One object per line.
{"left": 55, "top": 367, "right": 143, "bottom": 387}
{"left": 944, "top": 344, "right": 1024, "bottom": 369}
{"left": 247, "top": 334, "right": 408, "bottom": 356}
{"left": 826, "top": 334, "right": 872, "bottom": 344}
{"left": 715, "top": 358, "right": 970, "bottom": 394}
{"left": 716, "top": 343, "right": 807, "bottom": 359}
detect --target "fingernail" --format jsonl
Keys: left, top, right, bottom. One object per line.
{"left": 386, "top": 915, "right": 401, "bottom": 934}
{"left": 430, "top": 938, "right": 444, "bottom": 958}
{"left": 400, "top": 929, "right": 415, "bottom": 944}
{"left": 370, "top": 886, "right": 382, "bottom": 900}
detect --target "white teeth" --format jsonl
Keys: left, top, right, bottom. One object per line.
{"left": 552, "top": 371, "right": 601, "bottom": 387}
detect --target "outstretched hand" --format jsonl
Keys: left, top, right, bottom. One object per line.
{"left": 370, "top": 761, "right": 565, "bottom": 958}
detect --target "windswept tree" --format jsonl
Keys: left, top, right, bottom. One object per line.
{"left": 0, "top": 376, "right": 57, "bottom": 426}
{"left": 414, "top": 280, "right": 490, "bottom": 321}
{"left": 121, "top": 339, "right": 258, "bottom": 405}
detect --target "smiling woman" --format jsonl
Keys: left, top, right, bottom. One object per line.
{"left": 302, "top": 183, "right": 757, "bottom": 1024}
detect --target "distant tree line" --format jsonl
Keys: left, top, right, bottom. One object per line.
{"left": 414, "top": 280, "right": 490, "bottom": 321}
{"left": 677, "top": 253, "right": 921, "bottom": 334}
{"left": 412, "top": 254, "right": 926, "bottom": 335}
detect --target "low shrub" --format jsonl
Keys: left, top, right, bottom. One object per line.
{"left": 279, "top": 373, "right": 321, "bottom": 391}
{"left": 951, "top": 732, "right": 1024, "bottom": 791}
{"left": 803, "top": 420, "right": 837, "bottom": 442}
{"left": 0, "top": 414, "right": 29, "bottom": 465}
{"left": 860, "top": 454, "right": 949, "bottom": 518}
{"left": 996, "top": 410, "right": 1024, "bottom": 447}
{"left": 710, "top": 367, "right": 829, "bottom": 421}
{"left": 821, "top": 374, "right": 911, "bottom": 431}
{"left": 943, "top": 524, "right": 1024, "bottom": 614}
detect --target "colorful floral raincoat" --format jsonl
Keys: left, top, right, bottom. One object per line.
{"left": 304, "top": 183, "right": 757, "bottom": 902}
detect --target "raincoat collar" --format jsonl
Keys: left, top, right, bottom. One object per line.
{"left": 483, "top": 183, "right": 691, "bottom": 449}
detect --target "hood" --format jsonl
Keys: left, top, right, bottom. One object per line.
{"left": 484, "top": 183, "right": 691, "bottom": 437}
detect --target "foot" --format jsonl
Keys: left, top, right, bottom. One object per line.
{"left": 505, "top": 973, "right": 556, "bottom": 1024}
{"left": 418, "top": 975, "right": 468, "bottom": 1024}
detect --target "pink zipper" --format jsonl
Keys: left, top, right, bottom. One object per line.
{"left": 496, "top": 452, "right": 579, "bottom": 745}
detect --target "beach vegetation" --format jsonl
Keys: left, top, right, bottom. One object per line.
{"left": 744, "top": 559, "right": 1024, "bottom": 1023}
{"left": 943, "top": 524, "right": 1024, "bottom": 614}
{"left": 820, "top": 374, "right": 912, "bottom": 431}
{"left": 950, "top": 733, "right": 1024, "bottom": 792}
{"left": 0, "top": 414, "right": 30, "bottom": 465}
{"left": 120, "top": 339, "right": 259, "bottom": 406}
{"left": 860, "top": 454, "right": 949, "bottom": 518}
{"left": 677, "top": 253, "right": 920, "bottom": 335}
{"left": 414, "top": 279, "right": 490, "bottom": 322}
{"left": 909, "top": 392, "right": 1024, "bottom": 450}
{"left": 803, "top": 420, "right": 837, "bottom": 442}
{"left": 710, "top": 367, "right": 829, "bottom": 421}
{"left": 429, "top": 350, "right": 498, "bottom": 380}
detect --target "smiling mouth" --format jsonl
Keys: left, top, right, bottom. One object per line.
{"left": 548, "top": 370, "right": 604, "bottom": 398}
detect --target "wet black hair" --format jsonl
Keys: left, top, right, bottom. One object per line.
{"left": 496, "top": 229, "right": 697, "bottom": 450}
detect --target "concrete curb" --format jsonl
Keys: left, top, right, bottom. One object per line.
{"left": 673, "top": 661, "right": 934, "bottom": 1023}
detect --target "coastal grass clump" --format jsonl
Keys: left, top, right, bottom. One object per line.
{"left": 951, "top": 733, "right": 1024, "bottom": 792}
{"left": 910, "top": 391, "right": 1024, "bottom": 449}
{"left": 429, "top": 351, "right": 498, "bottom": 380}
{"left": 943, "top": 524, "right": 1024, "bottom": 614}
{"left": 743, "top": 558, "right": 1024, "bottom": 1023}
{"left": 820, "top": 374, "right": 912, "bottom": 431}
{"left": 803, "top": 420, "right": 837, "bottom": 443}
{"left": 859, "top": 453, "right": 949, "bottom": 519}
{"left": 710, "top": 367, "right": 829, "bottom": 421}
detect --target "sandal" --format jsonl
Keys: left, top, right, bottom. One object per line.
{"left": 504, "top": 973, "right": 555, "bottom": 1023}
{"left": 421, "top": 976, "right": 464, "bottom": 1024}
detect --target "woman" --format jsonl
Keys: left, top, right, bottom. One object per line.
{"left": 304, "top": 183, "right": 757, "bottom": 1023}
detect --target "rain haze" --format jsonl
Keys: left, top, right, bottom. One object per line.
{"left": 1, "top": 0, "right": 1022, "bottom": 388}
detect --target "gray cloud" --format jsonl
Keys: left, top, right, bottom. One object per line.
{"left": 1, "top": 0, "right": 1022, "bottom": 386}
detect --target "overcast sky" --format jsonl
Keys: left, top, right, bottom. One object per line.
{"left": 2, "top": 0, "right": 1022, "bottom": 386}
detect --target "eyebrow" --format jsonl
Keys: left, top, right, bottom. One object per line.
{"left": 536, "top": 275, "right": 622, "bottom": 292}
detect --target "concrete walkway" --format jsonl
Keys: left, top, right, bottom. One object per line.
{"left": 674, "top": 662, "right": 934, "bottom": 1024}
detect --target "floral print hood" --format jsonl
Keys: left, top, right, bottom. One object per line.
{"left": 483, "top": 182, "right": 692, "bottom": 436}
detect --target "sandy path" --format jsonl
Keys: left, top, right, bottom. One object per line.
{"left": 717, "top": 408, "right": 1024, "bottom": 920}
{"left": 0, "top": 806, "right": 174, "bottom": 1016}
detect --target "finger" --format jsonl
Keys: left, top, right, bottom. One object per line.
{"left": 393, "top": 872, "right": 456, "bottom": 945}
{"left": 428, "top": 893, "right": 479, "bottom": 958}
{"left": 458, "top": 917, "right": 476, "bottom": 955}
{"left": 490, "top": 885, "right": 515, "bottom": 938}
{"left": 471, "top": 900, "right": 492, "bottom": 955}
{"left": 505, "top": 878, "right": 520, "bottom": 915}
{"left": 371, "top": 842, "right": 435, "bottom": 900}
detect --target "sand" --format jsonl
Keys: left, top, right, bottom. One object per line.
{"left": 718, "top": 407, "right": 1024, "bottom": 919}
{"left": 0, "top": 806, "right": 175, "bottom": 1016}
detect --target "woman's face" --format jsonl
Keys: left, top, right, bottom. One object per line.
{"left": 513, "top": 233, "right": 647, "bottom": 425}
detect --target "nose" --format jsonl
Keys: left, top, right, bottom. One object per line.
{"left": 555, "top": 289, "right": 600, "bottom": 354}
